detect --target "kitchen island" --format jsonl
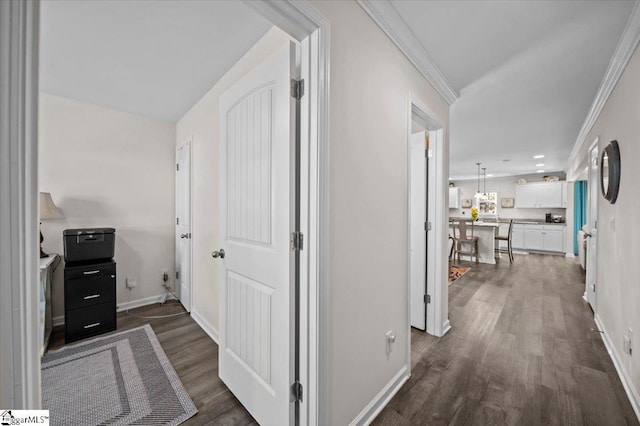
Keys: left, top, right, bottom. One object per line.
{"left": 449, "top": 221, "right": 501, "bottom": 264}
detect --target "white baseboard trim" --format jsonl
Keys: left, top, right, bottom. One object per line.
{"left": 117, "top": 293, "right": 175, "bottom": 312}
{"left": 52, "top": 293, "right": 176, "bottom": 327}
{"left": 594, "top": 314, "right": 640, "bottom": 421}
{"left": 52, "top": 315, "right": 65, "bottom": 327}
{"left": 190, "top": 308, "right": 219, "bottom": 344}
{"left": 440, "top": 319, "right": 452, "bottom": 337}
{"left": 565, "top": 252, "right": 576, "bottom": 258}
{"left": 349, "top": 365, "right": 409, "bottom": 426}
{"left": 582, "top": 292, "right": 589, "bottom": 303}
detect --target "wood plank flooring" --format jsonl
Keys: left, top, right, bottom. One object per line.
{"left": 49, "top": 253, "right": 638, "bottom": 425}
{"left": 49, "top": 301, "right": 256, "bottom": 425}
{"left": 375, "top": 254, "right": 639, "bottom": 425}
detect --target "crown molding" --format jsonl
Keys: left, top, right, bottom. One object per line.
{"left": 357, "top": 0, "right": 459, "bottom": 105}
{"left": 567, "top": 0, "right": 640, "bottom": 171}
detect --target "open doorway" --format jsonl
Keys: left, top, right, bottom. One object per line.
{"left": 406, "top": 96, "right": 449, "bottom": 349}
{"left": 585, "top": 138, "right": 599, "bottom": 310}
{"left": 1, "top": 2, "right": 328, "bottom": 425}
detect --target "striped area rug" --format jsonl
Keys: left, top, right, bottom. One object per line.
{"left": 42, "top": 324, "right": 197, "bottom": 426}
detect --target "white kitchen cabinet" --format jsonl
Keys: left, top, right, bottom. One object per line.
{"left": 525, "top": 229, "right": 545, "bottom": 251}
{"left": 515, "top": 182, "right": 565, "bottom": 208}
{"left": 512, "top": 225, "right": 525, "bottom": 249}
{"left": 542, "top": 229, "right": 564, "bottom": 252}
{"left": 522, "top": 224, "right": 565, "bottom": 252}
{"left": 449, "top": 187, "right": 459, "bottom": 209}
{"left": 515, "top": 185, "right": 538, "bottom": 208}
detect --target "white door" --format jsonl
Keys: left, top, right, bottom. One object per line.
{"left": 586, "top": 143, "right": 598, "bottom": 308}
{"left": 410, "top": 132, "right": 427, "bottom": 330}
{"left": 176, "top": 140, "right": 192, "bottom": 312}
{"left": 217, "top": 43, "right": 295, "bottom": 426}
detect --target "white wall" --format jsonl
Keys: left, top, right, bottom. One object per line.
{"left": 39, "top": 93, "right": 176, "bottom": 320}
{"left": 584, "top": 43, "right": 640, "bottom": 415}
{"left": 309, "top": 1, "right": 450, "bottom": 423}
{"left": 449, "top": 173, "right": 567, "bottom": 220}
{"left": 175, "top": 27, "right": 292, "bottom": 337}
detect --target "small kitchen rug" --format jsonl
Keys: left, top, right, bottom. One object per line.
{"left": 449, "top": 265, "right": 470, "bottom": 284}
{"left": 41, "top": 324, "right": 197, "bottom": 426}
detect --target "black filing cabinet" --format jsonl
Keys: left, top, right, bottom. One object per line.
{"left": 64, "top": 260, "right": 116, "bottom": 343}
{"left": 63, "top": 228, "right": 117, "bottom": 343}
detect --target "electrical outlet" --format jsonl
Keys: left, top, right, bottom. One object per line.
{"left": 126, "top": 278, "right": 137, "bottom": 289}
{"left": 162, "top": 269, "right": 169, "bottom": 283}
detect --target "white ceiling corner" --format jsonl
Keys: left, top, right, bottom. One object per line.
{"left": 356, "top": 0, "right": 459, "bottom": 105}
{"left": 40, "top": 0, "right": 273, "bottom": 122}
{"left": 566, "top": 0, "right": 640, "bottom": 175}
{"left": 363, "top": 0, "right": 634, "bottom": 180}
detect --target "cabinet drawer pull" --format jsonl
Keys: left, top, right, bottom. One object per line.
{"left": 83, "top": 270, "right": 100, "bottom": 275}
{"left": 83, "top": 294, "right": 100, "bottom": 300}
{"left": 83, "top": 322, "right": 101, "bottom": 329}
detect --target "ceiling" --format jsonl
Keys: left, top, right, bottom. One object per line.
{"left": 40, "top": 1, "right": 272, "bottom": 122}
{"left": 390, "top": 0, "right": 635, "bottom": 180}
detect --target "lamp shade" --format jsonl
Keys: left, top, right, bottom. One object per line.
{"left": 39, "top": 192, "right": 64, "bottom": 220}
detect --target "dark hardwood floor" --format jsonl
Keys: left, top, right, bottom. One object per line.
{"left": 375, "top": 254, "right": 639, "bottom": 425}
{"left": 49, "top": 301, "right": 256, "bottom": 425}
{"left": 49, "top": 253, "right": 638, "bottom": 425}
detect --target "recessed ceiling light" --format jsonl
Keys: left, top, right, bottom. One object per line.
{"left": 537, "top": 170, "right": 545, "bottom": 173}
{"left": 536, "top": 163, "right": 545, "bottom": 167}
{"left": 534, "top": 155, "right": 545, "bottom": 159}
{"left": 487, "top": 174, "right": 494, "bottom": 177}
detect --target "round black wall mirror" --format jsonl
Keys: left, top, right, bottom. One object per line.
{"left": 600, "top": 140, "right": 620, "bottom": 204}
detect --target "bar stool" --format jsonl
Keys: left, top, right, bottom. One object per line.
{"left": 494, "top": 219, "right": 514, "bottom": 263}
{"left": 453, "top": 220, "right": 479, "bottom": 263}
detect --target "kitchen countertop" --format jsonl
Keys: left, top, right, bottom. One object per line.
{"left": 450, "top": 217, "right": 566, "bottom": 226}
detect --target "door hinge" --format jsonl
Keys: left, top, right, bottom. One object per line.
{"left": 425, "top": 221, "right": 432, "bottom": 231}
{"left": 290, "top": 232, "right": 304, "bottom": 251}
{"left": 291, "top": 79, "right": 304, "bottom": 100}
{"left": 176, "top": 271, "right": 179, "bottom": 280}
{"left": 177, "top": 217, "right": 180, "bottom": 225}
{"left": 424, "top": 294, "right": 431, "bottom": 304}
{"left": 291, "top": 381, "right": 303, "bottom": 402}
{"left": 176, "top": 163, "right": 179, "bottom": 171}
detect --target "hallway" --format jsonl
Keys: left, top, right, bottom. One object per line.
{"left": 376, "top": 254, "right": 639, "bottom": 425}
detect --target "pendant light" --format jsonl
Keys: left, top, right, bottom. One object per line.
{"left": 482, "top": 167, "right": 487, "bottom": 195}
{"left": 475, "top": 162, "right": 481, "bottom": 195}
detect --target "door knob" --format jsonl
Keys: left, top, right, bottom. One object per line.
{"left": 211, "top": 249, "right": 225, "bottom": 259}
{"left": 180, "top": 233, "right": 191, "bottom": 239}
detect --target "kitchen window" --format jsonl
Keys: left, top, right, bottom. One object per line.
{"left": 475, "top": 191, "right": 498, "bottom": 216}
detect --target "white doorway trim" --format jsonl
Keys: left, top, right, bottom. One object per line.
{"left": 0, "top": 0, "right": 41, "bottom": 409}
{"left": 236, "top": 2, "right": 331, "bottom": 424}
{"left": 405, "top": 95, "right": 450, "bottom": 359}
{"left": 409, "top": 131, "right": 427, "bottom": 331}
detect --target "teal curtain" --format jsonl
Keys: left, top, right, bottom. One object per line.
{"left": 574, "top": 181, "right": 587, "bottom": 254}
